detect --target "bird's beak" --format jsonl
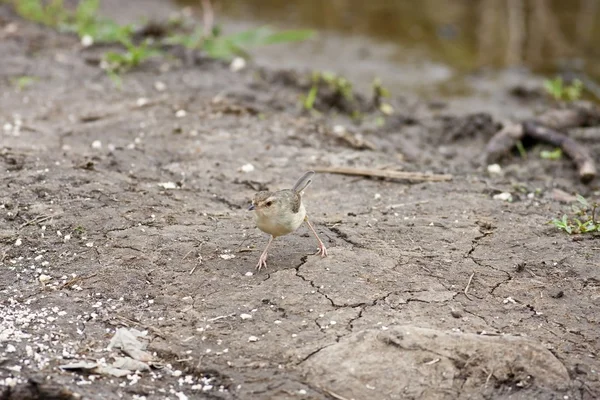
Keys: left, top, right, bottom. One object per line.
{"left": 247, "top": 204, "right": 255, "bottom": 211}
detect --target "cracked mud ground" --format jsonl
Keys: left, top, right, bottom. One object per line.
{"left": 1, "top": 2, "right": 600, "bottom": 400}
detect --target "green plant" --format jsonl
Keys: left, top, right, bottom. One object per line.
{"left": 12, "top": 0, "right": 131, "bottom": 42}
{"left": 10, "top": 76, "right": 37, "bottom": 91}
{"left": 515, "top": 140, "right": 527, "bottom": 159}
{"left": 103, "top": 38, "right": 162, "bottom": 86}
{"left": 540, "top": 148, "right": 562, "bottom": 160}
{"left": 372, "top": 78, "right": 393, "bottom": 115}
{"left": 67, "top": 0, "right": 134, "bottom": 43}
{"left": 543, "top": 77, "right": 583, "bottom": 102}
{"left": 13, "top": 0, "right": 68, "bottom": 27}
{"left": 551, "top": 194, "right": 599, "bottom": 234}
{"left": 166, "top": 25, "right": 314, "bottom": 60}
{"left": 301, "top": 71, "right": 354, "bottom": 112}
{"left": 10, "top": 1, "right": 314, "bottom": 86}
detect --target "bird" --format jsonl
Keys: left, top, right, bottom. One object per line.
{"left": 248, "top": 171, "right": 328, "bottom": 271}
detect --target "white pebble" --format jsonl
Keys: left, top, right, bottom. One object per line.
{"left": 91, "top": 140, "right": 102, "bottom": 149}
{"left": 230, "top": 57, "right": 246, "bottom": 72}
{"left": 493, "top": 192, "right": 512, "bottom": 202}
{"left": 487, "top": 164, "right": 502, "bottom": 175}
{"left": 154, "top": 81, "right": 167, "bottom": 92}
{"left": 39, "top": 274, "right": 52, "bottom": 284}
{"left": 240, "top": 163, "right": 255, "bottom": 173}
{"left": 14, "top": 238, "right": 22, "bottom": 246}
{"left": 81, "top": 35, "right": 94, "bottom": 47}
{"left": 175, "top": 110, "right": 187, "bottom": 118}
{"left": 240, "top": 314, "right": 252, "bottom": 320}
{"left": 5, "top": 344, "right": 16, "bottom": 353}
{"left": 248, "top": 336, "right": 258, "bottom": 342}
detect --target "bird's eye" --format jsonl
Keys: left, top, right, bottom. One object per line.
{"left": 265, "top": 201, "right": 273, "bottom": 207}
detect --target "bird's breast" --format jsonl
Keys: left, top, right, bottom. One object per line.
{"left": 255, "top": 204, "right": 306, "bottom": 237}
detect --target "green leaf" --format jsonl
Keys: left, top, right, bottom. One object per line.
{"left": 515, "top": 140, "right": 527, "bottom": 159}
{"left": 540, "top": 148, "right": 562, "bottom": 160}
{"left": 576, "top": 194, "right": 589, "bottom": 208}
{"left": 303, "top": 85, "right": 318, "bottom": 110}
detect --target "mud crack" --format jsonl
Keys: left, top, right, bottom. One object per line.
{"left": 329, "top": 226, "right": 363, "bottom": 248}
{"left": 294, "top": 256, "right": 336, "bottom": 307}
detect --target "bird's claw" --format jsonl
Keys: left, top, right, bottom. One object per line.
{"left": 256, "top": 254, "right": 268, "bottom": 271}
{"left": 317, "top": 244, "right": 328, "bottom": 258}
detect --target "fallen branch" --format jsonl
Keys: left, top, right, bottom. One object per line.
{"left": 523, "top": 121, "right": 597, "bottom": 182}
{"left": 314, "top": 166, "right": 453, "bottom": 182}
{"left": 484, "top": 103, "right": 600, "bottom": 183}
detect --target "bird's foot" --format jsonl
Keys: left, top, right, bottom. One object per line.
{"left": 316, "top": 243, "right": 328, "bottom": 258}
{"left": 256, "top": 253, "right": 268, "bottom": 271}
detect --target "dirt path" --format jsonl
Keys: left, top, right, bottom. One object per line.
{"left": 1, "top": 2, "right": 599, "bottom": 400}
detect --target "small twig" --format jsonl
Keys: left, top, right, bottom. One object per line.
{"left": 60, "top": 273, "right": 98, "bottom": 289}
{"left": 314, "top": 166, "right": 453, "bottom": 182}
{"left": 19, "top": 215, "right": 53, "bottom": 230}
{"left": 182, "top": 249, "right": 193, "bottom": 261}
{"left": 322, "top": 388, "right": 351, "bottom": 400}
{"left": 387, "top": 200, "right": 430, "bottom": 209}
{"left": 485, "top": 369, "right": 494, "bottom": 386}
{"left": 464, "top": 272, "right": 475, "bottom": 301}
{"left": 188, "top": 243, "right": 204, "bottom": 275}
{"left": 207, "top": 313, "right": 235, "bottom": 322}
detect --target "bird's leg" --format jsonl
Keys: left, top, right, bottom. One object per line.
{"left": 256, "top": 236, "right": 274, "bottom": 271}
{"left": 304, "top": 216, "right": 328, "bottom": 257}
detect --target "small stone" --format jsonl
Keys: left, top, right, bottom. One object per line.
{"left": 14, "top": 238, "right": 22, "bottom": 246}
{"left": 81, "top": 35, "right": 94, "bottom": 47}
{"left": 154, "top": 81, "right": 167, "bottom": 92}
{"left": 450, "top": 310, "right": 462, "bottom": 319}
{"left": 240, "top": 163, "right": 255, "bottom": 173}
{"left": 5, "top": 344, "right": 16, "bottom": 353}
{"left": 175, "top": 110, "right": 187, "bottom": 118}
{"left": 230, "top": 57, "right": 246, "bottom": 72}
{"left": 39, "top": 274, "right": 52, "bottom": 284}
{"left": 493, "top": 192, "right": 512, "bottom": 202}
{"left": 550, "top": 290, "right": 564, "bottom": 299}
{"left": 240, "top": 314, "right": 252, "bottom": 320}
{"left": 91, "top": 140, "right": 102, "bottom": 149}
{"left": 487, "top": 164, "right": 502, "bottom": 175}
{"left": 248, "top": 335, "right": 258, "bottom": 342}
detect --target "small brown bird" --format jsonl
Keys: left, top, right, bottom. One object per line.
{"left": 248, "top": 171, "right": 328, "bottom": 270}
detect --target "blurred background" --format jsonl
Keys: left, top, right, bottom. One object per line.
{"left": 175, "top": 0, "right": 600, "bottom": 100}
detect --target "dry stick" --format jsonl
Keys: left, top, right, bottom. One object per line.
{"left": 19, "top": 215, "right": 53, "bottom": 230}
{"left": 321, "top": 388, "right": 351, "bottom": 400}
{"left": 485, "top": 106, "right": 600, "bottom": 183}
{"left": 523, "top": 121, "right": 597, "bottom": 182}
{"left": 464, "top": 272, "right": 475, "bottom": 301}
{"left": 314, "top": 166, "right": 453, "bottom": 182}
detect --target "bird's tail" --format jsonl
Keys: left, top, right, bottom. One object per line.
{"left": 292, "top": 170, "right": 315, "bottom": 193}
